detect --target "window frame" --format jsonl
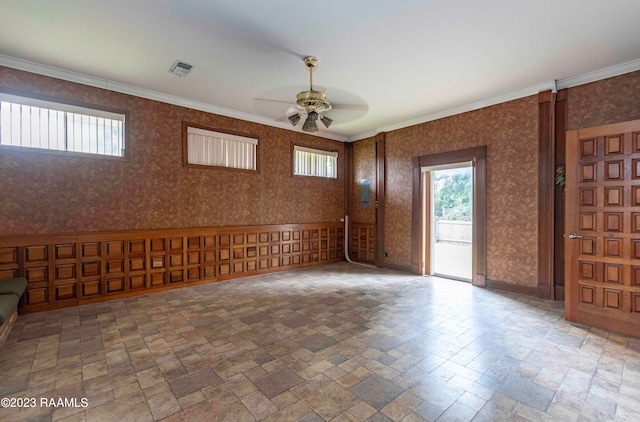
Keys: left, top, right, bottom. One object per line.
{"left": 182, "top": 122, "right": 260, "bottom": 173}
{"left": 291, "top": 143, "right": 339, "bottom": 180}
{"left": 0, "top": 88, "right": 129, "bottom": 161}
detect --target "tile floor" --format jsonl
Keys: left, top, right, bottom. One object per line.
{"left": 1, "top": 262, "right": 639, "bottom": 421}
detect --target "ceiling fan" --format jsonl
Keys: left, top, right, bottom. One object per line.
{"left": 288, "top": 56, "right": 333, "bottom": 133}
{"left": 255, "top": 56, "right": 368, "bottom": 133}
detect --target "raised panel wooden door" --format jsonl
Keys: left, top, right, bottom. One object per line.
{"left": 566, "top": 119, "right": 640, "bottom": 337}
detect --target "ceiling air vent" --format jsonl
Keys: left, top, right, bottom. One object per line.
{"left": 168, "top": 60, "right": 194, "bottom": 77}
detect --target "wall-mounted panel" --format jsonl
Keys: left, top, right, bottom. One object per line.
{"left": 107, "top": 241, "right": 124, "bottom": 257}
{"left": 82, "top": 243, "right": 101, "bottom": 259}
{"left": 130, "top": 274, "right": 146, "bottom": 290}
{"left": 0, "top": 247, "right": 18, "bottom": 279}
{"left": 26, "top": 246, "right": 48, "bottom": 263}
{"left": 82, "top": 280, "right": 101, "bottom": 298}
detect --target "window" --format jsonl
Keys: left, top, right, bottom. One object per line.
{"left": 293, "top": 145, "right": 337, "bottom": 178}
{"left": 0, "top": 92, "right": 125, "bottom": 157}
{"left": 185, "top": 126, "right": 257, "bottom": 171}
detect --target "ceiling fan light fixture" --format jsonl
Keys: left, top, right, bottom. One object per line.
{"left": 288, "top": 113, "right": 301, "bottom": 126}
{"left": 302, "top": 119, "right": 318, "bottom": 133}
{"left": 320, "top": 114, "right": 333, "bottom": 128}
{"left": 302, "top": 111, "right": 319, "bottom": 132}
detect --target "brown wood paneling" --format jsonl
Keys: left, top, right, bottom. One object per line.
{"left": 0, "top": 247, "right": 18, "bottom": 280}
{"left": 350, "top": 223, "right": 376, "bottom": 264}
{"left": 0, "top": 222, "right": 344, "bottom": 313}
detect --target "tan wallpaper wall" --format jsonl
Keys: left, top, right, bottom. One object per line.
{"left": 0, "top": 67, "right": 345, "bottom": 235}
{"left": 346, "top": 70, "right": 640, "bottom": 290}
{"left": 358, "top": 97, "right": 539, "bottom": 288}
{"left": 351, "top": 137, "right": 376, "bottom": 224}
{"left": 568, "top": 70, "right": 640, "bottom": 130}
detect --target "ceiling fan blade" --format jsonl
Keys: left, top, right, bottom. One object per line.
{"left": 254, "top": 98, "right": 294, "bottom": 105}
{"left": 331, "top": 103, "right": 369, "bottom": 112}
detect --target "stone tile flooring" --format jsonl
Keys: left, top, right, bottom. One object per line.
{"left": 0, "top": 262, "right": 639, "bottom": 421}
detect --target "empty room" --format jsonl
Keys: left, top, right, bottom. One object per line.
{"left": 1, "top": 1, "right": 640, "bottom": 421}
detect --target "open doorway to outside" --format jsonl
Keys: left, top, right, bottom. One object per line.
{"left": 411, "top": 146, "right": 486, "bottom": 286}
{"left": 429, "top": 164, "right": 473, "bottom": 281}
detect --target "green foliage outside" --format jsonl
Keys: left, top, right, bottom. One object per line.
{"left": 433, "top": 167, "right": 472, "bottom": 221}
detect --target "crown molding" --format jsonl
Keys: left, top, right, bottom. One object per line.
{"left": 0, "top": 54, "right": 348, "bottom": 142}
{"left": 348, "top": 82, "right": 554, "bottom": 142}
{"left": 3, "top": 54, "right": 640, "bottom": 144}
{"left": 348, "top": 57, "right": 640, "bottom": 142}
{"left": 0, "top": 54, "right": 109, "bottom": 89}
{"left": 556, "top": 57, "right": 640, "bottom": 90}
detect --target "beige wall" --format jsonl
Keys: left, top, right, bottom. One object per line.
{"left": 350, "top": 70, "right": 640, "bottom": 290}
{"left": 0, "top": 67, "right": 345, "bottom": 235}
{"left": 4, "top": 64, "right": 640, "bottom": 291}
{"left": 568, "top": 70, "right": 640, "bottom": 130}
{"left": 354, "top": 97, "right": 539, "bottom": 288}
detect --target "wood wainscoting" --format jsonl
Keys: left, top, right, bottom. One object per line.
{"left": 350, "top": 223, "right": 376, "bottom": 264}
{"left": 0, "top": 222, "right": 344, "bottom": 313}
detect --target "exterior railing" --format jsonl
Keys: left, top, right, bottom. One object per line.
{"left": 435, "top": 220, "right": 472, "bottom": 243}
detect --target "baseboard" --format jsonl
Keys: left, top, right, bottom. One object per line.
{"left": 485, "top": 278, "right": 537, "bottom": 296}
{"left": 383, "top": 263, "right": 413, "bottom": 273}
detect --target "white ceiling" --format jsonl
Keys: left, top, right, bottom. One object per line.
{"left": 1, "top": 0, "right": 640, "bottom": 142}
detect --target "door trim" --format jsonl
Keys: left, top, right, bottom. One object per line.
{"left": 411, "top": 146, "right": 487, "bottom": 286}
{"left": 375, "top": 133, "right": 386, "bottom": 267}
{"left": 423, "top": 161, "right": 473, "bottom": 280}
{"left": 538, "top": 91, "right": 555, "bottom": 299}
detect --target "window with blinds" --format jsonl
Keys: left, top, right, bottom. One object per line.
{"left": 186, "top": 126, "right": 257, "bottom": 171}
{"left": 293, "top": 145, "right": 338, "bottom": 178}
{"left": 0, "top": 92, "right": 125, "bottom": 157}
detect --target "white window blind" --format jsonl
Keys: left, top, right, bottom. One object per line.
{"left": 0, "top": 93, "right": 125, "bottom": 157}
{"left": 187, "top": 126, "right": 257, "bottom": 170}
{"left": 294, "top": 145, "right": 337, "bottom": 178}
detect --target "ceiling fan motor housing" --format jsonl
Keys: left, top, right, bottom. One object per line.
{"left": 304, "top": 56, "right": 319, "bottom": 69}
{"left": 296, "top": 90, "right": 332, "bottom": 113}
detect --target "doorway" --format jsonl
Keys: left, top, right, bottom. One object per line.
{"left": 411, "top": 146, "right": 486, "bottom": 286}
{"left": 429, "top": 164, "right": 473, "bottom": 281}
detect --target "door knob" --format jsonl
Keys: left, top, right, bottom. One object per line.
{"left": 568, "top": 233, "right": 583, "bottom": 239}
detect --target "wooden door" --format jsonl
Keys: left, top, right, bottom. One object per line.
{"left": 565, "top": 119, "right": 640, "bottom": 337}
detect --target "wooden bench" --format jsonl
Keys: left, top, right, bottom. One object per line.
{"left": 0, "top": 277, "right": 28, "bottom": 348}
